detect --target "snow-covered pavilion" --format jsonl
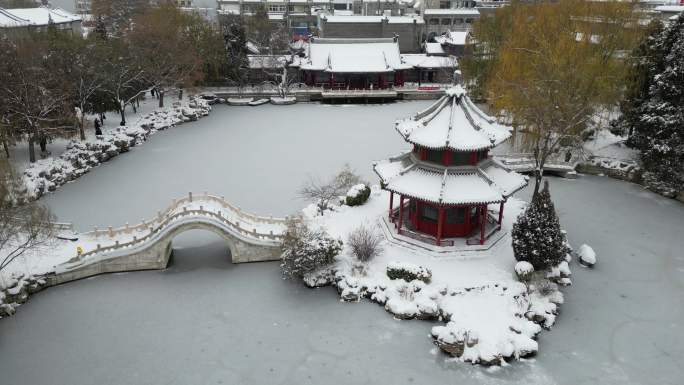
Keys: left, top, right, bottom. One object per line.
{"left": 300, "top": 37, "right": 413, "bottom": 89}
{"left": 374, "top": 86, "right": 528, "bottom": 246}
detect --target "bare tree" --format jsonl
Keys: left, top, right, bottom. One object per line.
{"left": 0, "top": 37, "right": 69, "bottom": 163}
{"left": 299, "top": 165, "right": 364, "bottom": 215}
{"left": 0, "top": 159, "right": 54, "bottom": 274}
{"left": 97, "top": 38, "right": 147, "bottom": 126}
{"left": 348, "top": 224, "right": 383, "bottom": 262}
{"left": 129, "top": 4, "right": 203, "bottom": 108}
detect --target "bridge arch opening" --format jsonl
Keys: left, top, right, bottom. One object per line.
{"left": 164, "top": 228, "right": 238, "bottom": 271}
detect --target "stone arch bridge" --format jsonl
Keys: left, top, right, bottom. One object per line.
{"left": 52, "top": 193, "right": 290, "bottom": 285}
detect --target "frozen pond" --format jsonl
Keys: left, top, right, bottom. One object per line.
{"left": 2, "top": 103, "right": 683, "bottom": 384}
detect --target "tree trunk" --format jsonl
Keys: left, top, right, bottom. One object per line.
{"left": 79, "top": 116, "right": 86, "bottom": 141}
{"left": 2, "top": 139, "right": 9, "bottom": 158}
{"left": 532, "top": 170, "right": 543, "bottom": 200}
{"left": 159, "top": 90, "right": 164, "bottom": 108}
{"left": 39, "top": 134, "right": 47, "bottom": 153}
{"left": 28, "top": 134, "right": 36, "bottom": 163}
{"left": 532, "top": 155, "right": 546, "bottom": 199}
{"left": 119, "top": 102, "right": 126, "bottom": 126}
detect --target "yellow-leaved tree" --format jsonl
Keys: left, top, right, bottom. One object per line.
{"left": 485, "top": 0, "right": 642, "bottom": 197}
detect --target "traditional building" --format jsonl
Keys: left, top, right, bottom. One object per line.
{"left": 374, "top": 86, "right": 527, "bottom": 246}
{"left": 300, "top": 37, "right": 413, "bottom": 89}
{"left": 317, "top": 14, "right": 425, "bottom": 52}
{"left": 0, "top": 7, "right": 82, "bottom": 37}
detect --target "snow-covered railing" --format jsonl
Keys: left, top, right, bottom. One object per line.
{"left": 79, "top": 192, "right": 290, "bottom": 259}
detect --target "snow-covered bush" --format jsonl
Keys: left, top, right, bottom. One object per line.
{"left": 386, "top": 262, "right": 431, "bottom": 283}
{"left": 280, "top": 219, "right": 343, "bottom": 279}
{"left": 515, "top": 261, "right": 535, "bottom": 282}
{"left": 577, "top": 244, "right": 596, "bottom": 267}
{"left": 512, "top": 181, "right": 569, "bottom": 271}
{"left": 345, "top": 184, "right": 371, "bottom": 206}
{"left": 347, "top": 224, "right": 383, "bottom": 262}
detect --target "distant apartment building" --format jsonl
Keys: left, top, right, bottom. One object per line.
{"left": 216, "top": 0, "right": 335, "bottom": 36}
{"left": 0, "top": 6, "right": 82, "bottom": 36}
{"left": 423, "top": 8, "right": 479, "bottom": 37}
{"left": 74, "top": 0, "right": 92, "bottom": 16}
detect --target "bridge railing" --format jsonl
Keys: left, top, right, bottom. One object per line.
{"left": 79, "top": 206, "right": 286, "bottom": 260}
{"left": 83, "top": 192, "right": 290, "bottom": 240}
{"left": 76, "top": 193, "right": 292, "bottom": 260}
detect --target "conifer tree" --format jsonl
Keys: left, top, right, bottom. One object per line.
{"left": 512, "top": 181, "right": 567, "bottom": 270}
{"left": 628, "top": 16, "right": 684, "bottom": 190}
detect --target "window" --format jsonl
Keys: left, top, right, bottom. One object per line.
{"left": 439, "top": 1, "right": 451, "bottom": 9}
{"left": 449, "top": 151, "right": 471, "bottom": 166}
{"left": 429, "top": 18, "right": 439, "bottom": 25}
{"left": 446, "top": 207, "right": 466, "bottom": 224}
{"left": 454, "top": 18, "right": 464, "bottom": 25}
{"left": 268, "top": 4, "right": 285, "bottom": 12}
{"left": 465, "top": 18, "right": 474, "bottom": 24}
{"left": 425, "top": 148, "right": 443, "bottom": 164}
{"left": 441, "top": 19, "right": 451, "bottom": 26}
{"left": 422, "top": 205, "right": 439, "bottom": 222}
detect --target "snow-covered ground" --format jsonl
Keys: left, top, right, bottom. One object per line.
{"left": 303, "top": 188, "right": 566, "bottom": 365}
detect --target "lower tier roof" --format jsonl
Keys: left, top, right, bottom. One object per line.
{"left": 373, "top": 153, "right": 528, "bottom": 206}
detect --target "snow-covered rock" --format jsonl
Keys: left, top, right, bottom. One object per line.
{"left": 386, "top": 262, "right": 432, "bottom": 283}
{"left": 578, "top": 244, "right": 596, "bottom": 267}
{"left": 303, "top": 267, "right": 335, "bottom": 288}
{"left": 514, "top": 261, "right": 534, "bottom": 281}
{"left": 0, "top": 273, "right": 50, "bottom": 318}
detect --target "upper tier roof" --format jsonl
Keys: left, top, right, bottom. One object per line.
{"left": 300, "top": 38, "right": 413, "bottom": 73}
{"left": 396, "top": 86, "right": 512, "bottom": 151}
{"left": 373, "top": 153, "right": 528, "bottom": 205}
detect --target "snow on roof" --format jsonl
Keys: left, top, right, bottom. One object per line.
{"left": 0, "top": 6, "right": 81, "bottom": 28}
{"left": 480, "top": 161, "right": 528, "bottom": 197}
{"left": 300, "top": 38, "right": 412, "bottom": 73}
{"left": 655, "top": 5, "right": 684, "bottom": 12}
{"left": 425, "top": 42, "right": 445, "bottom": 55}
{"left": 322, "top": 15, "right": 424, "bottom": 24}
{"left": 374, "top": 156, "right": 506, "bottom": 205}
{"left": 374, "top": 154, "right": 527, "bottom": 204}
{"left": 401, "top": 54, "right": 457, "bottom": 69}
{"left": 423, "top": 8, "right": 480, "bottom": 16}
{"left": 434, "top": 31, "right": 470, "bottom": 46}
{"left": 396, "top": 85, "right": 511, "bottom": 151}
{"left": 248, "top": 55, "right": 289, "bottom": 69}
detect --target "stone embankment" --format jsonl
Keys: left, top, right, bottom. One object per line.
{"left": 577, "top": 158, "right": 684, "bottom": 203}
{"left": 0, "top": 273, "right": 50, "bottom": 318}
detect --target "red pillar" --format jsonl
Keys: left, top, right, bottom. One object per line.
{"left": 311, "top": 72, "right": 316, "bottom": 86}
{"left": 437, "top": 206, "right": 444, "bottom": 246}
{"left": 329, "top": 73, "right": 334, "bottom": 89}
{"left": 398, "top": 195, "right": 405, "bottom": 233}
{"left": 498, "top": 200, "right": 505, "bottom": 226}
{"left": 389, "top": 191, "right": 394, "bottom": 220}
{"left": 480, "top": 204, "right": 486, "bottom": 245}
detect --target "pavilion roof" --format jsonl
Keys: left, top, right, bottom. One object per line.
{"left": 300, "top": 38, "right": 413, "bottom": 73}
{"left": 373, "top": 153, "right": 527, "bottom": 205}
{"left": 395, "top": 86, "right": 512, "bottom": 151}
